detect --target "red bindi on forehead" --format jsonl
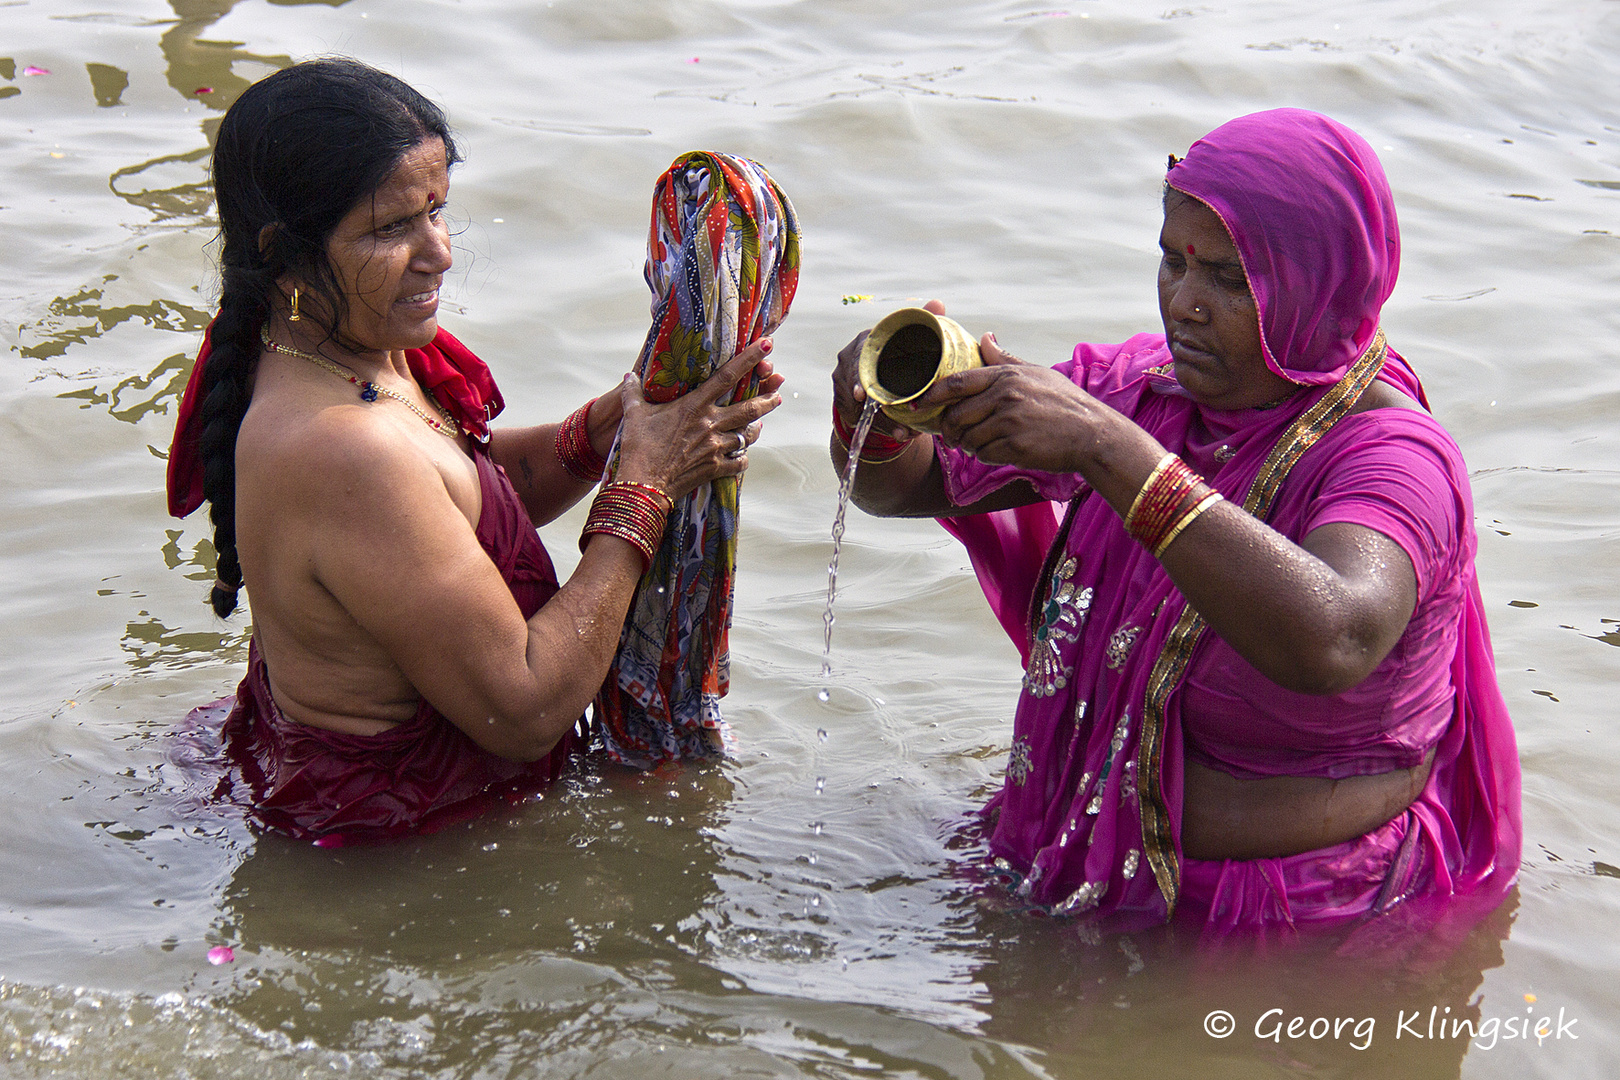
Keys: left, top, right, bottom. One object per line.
{"left": 1186, "top": 244, "right": 1196, "bottom": 256}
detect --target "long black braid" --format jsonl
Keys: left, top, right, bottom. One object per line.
{"left": 195, "top": 58, "right": 458, "bottom": 616}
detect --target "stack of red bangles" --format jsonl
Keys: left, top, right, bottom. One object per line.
{"left": 581, "top": 480, "right": 673, "bottom": 571}
{"left": 832, "top": 405, "right": 916, "bottom": 464}
{"left": 1123, "top": 453, "right": 1225, "bottom": 558}
{"left": 555, "top": 398, "right": 608, "bottom": 482}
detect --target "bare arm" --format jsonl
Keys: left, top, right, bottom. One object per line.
{"left": 494, "top": 356, "right": 785, "bottom": 527}
{"left": 926, "top": 347, "right": 1417, "bottom": 696}
{"left": 487, "top": 392, "right": 621, "bottom": 527}
{"left": 310, "top": 340, "right": 782, "bottom": 760}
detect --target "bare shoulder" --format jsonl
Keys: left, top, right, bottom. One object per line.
{"left": 239, "top": 394, "right": 461, "bottom": 527}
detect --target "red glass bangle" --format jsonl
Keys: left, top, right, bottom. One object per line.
{"left": 1124, "top": 455, "right": 1206, "bottom": 554}
{"left": 556, "top": 398, "right": 608, "bottom": 482}
{"left": 832, "top": 404, "right": 916, "bottom": 461}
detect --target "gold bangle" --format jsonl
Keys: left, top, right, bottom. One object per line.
{"left": 1153, "top": 490, "right": 1224, "bottom": 558}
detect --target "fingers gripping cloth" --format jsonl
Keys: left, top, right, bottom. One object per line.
{"left": 596, "top": 151, "right": 800, "bottom": 768}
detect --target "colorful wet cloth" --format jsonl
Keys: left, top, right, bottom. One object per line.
{"left": 595, "top": 152, "right": 800, "bottom": 768}
{"left": 935, "top": 110, "right": 1520, "bottom": 934}
{"left": 178, "top": 446, "right": 574, "bottom": 844}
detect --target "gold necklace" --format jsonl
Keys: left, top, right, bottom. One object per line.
{"left": 260, "top": 327, "right": 460, "bottom": 439}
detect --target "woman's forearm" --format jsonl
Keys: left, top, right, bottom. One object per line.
{"left": 489, "top": 390, "right": 623, "bottom": 525}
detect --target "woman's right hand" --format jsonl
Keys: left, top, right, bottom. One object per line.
{"left": 614, "top": 337, "right": 783, "bottom": 500}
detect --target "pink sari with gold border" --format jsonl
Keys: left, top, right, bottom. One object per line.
{"left": 935, "top": 110, "right": 1520, "bottom": 934}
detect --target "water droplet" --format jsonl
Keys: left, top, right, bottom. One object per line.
{"left": 666, "top": 789, "right": 679, "bottom": 799}
{"left": 816, "top": 728, "right": 828, "bottom": 742}
{"left": 816, "top": 689, "right": 829, "bottom": 703}
{"left": 808, "top": 852, "right": 818, "bottom": 864}
{"left": 810, "top": 821, "right": 824, "bottom": 835}
{"left": 810, "top": 895, "right": 820, "bottom": 907}
{"left": 814, "top": 776, "right": 826, "bottom": 794}
{"left": 482, "top": 842, "right": 498, "bottom": 851}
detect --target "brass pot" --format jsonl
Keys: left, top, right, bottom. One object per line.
{"left": 856, "top": 307, "right": 981, "bottom": 434}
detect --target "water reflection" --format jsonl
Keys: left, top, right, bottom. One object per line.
{"left": 85, "top": 62, "right": 129, "bottom": 108}
{"left": 210, "top": 761, "right": 737, "bottom": 1052}
{"left": 30, "top": 285, "right": 207, "bottom": 362}
{"left": 56, "top": 346, "right": 203, "bottom": 424}
{"left": 123, "top": 614, "right": 249, "bottom": 671}
{"left": 20, "top": 0, "right": 313, "bottom": 367}
{"left": 965, "top": 894, "right": 1516, "bottom": 1077}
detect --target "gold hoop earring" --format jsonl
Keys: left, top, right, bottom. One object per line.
{"left": 289, "top": 286, "right": 301, "bottom": 322}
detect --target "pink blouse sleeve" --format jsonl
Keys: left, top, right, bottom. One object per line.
{"left": 1299, "top": 409, "right": 1470, "bottom": 600}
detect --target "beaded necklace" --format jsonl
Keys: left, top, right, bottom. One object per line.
{"left": 259, "top": 326, "right": 460, "bottom": 438}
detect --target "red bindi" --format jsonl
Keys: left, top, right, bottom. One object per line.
{"left": 1186, "top": 244, "right": 1196, "bottom": 255}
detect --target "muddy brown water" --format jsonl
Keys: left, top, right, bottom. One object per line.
{"left": 1, "top": 1, "right": 1618, "bottom": 1076}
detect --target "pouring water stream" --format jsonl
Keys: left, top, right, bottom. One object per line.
{"left": 821, "top": 397, "right": 884, "bottom": 689}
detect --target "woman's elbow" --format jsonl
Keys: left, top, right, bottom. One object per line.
{"left": 1272, "top": 632, "right": 1390, "bottom": 696}
{"left": 462, "top": 710, "right": 567, "bottom": 762}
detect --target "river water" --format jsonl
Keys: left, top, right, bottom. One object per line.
{"left": 2, "top": 0, "right": 1617, "bottom": 1076}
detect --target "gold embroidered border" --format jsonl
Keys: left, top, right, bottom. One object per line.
{"left": 1135, "top": 330, "right": 1389, "bottom": 916}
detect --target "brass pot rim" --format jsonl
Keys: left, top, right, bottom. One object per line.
{"left": 858, "top": 306, "right": 948, "bottom": 407}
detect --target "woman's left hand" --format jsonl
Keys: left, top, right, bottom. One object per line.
{"left": 585, "top": 355, "right": 784, "bottom": 462}
{"left": 923, "top": 334, "right": 1110, "bottom": 474}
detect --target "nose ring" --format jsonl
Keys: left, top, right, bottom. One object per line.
{"left": 1192, "top": 304, "right": 1204, "bottom": 316}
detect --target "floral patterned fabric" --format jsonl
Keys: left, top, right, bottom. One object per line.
{"left": 596, "top": 152, "right": 800, "bottom": 767}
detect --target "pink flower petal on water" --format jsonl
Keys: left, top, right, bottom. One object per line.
{"left": 23, "top": 66, "right": 51, "bottom": 76}
{"left": 194, "top": 87, "right": 213, "bottom": 95}
{"left": 687, "top": 57, "right": 700, "bottom": 63}
{"left": 207, "top": 946, "right": 235, "bottom": 965}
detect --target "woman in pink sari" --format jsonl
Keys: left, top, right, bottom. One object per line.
{"left": 830, "top": 109, "right": 1520, "bottom": 934}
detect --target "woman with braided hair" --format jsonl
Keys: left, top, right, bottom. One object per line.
{"left": 168, "top": 59, "right": 781, "bottom": 842}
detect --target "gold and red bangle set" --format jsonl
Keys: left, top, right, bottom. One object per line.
{"left": 560, "top": 398, "right": 671, "bottom": 571}
{"left": 1123, "top": 453, "right": 1224, "bottom": 558}
{"left": 831, "top": 405, "right": 916, "bottom": 464}
{"left": 555, "top": 398, "right": 608, "bottom": 482}
{"left": 581, "top": 480, "right": 673, "bottom": 572}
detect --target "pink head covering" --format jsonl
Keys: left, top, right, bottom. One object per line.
{"left": 1168, "top": 108, "right": 1401, "bottom": 387}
